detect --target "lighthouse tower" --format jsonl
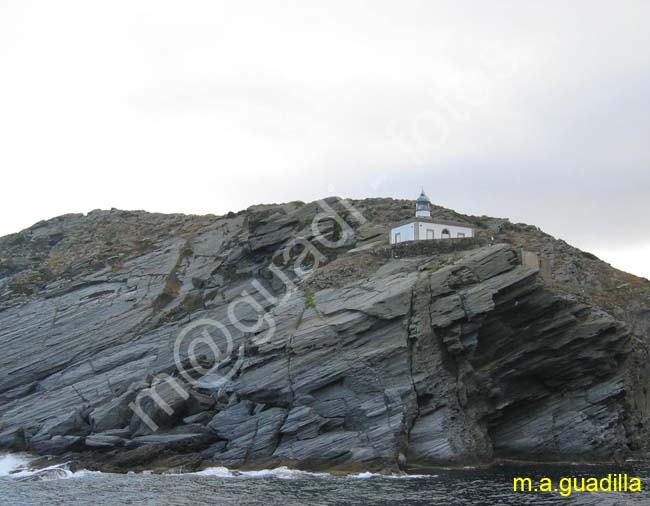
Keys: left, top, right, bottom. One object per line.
{"left": 389, "top": 189, "right": 475, "bottom": 244}
{"left": 415, "top": 190, "right": 431, "bottom": 218}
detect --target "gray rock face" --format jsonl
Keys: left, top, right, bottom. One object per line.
{"left": 128, "top": 432, "right": 218, "bottom": 451}
{"left": 30, "top": 435, "right": 83, "bottom": 455}
{"left": 129, "top": 378, "right": 191, "bottom": 436}
{"left": 85, "top": 434, "right": 127, "bottom": 448}
{"left": 90, "top": 381, "right": 145, "bottom": 433}
{"left": 0, "top": 200, "right": 647, "bottom": 472}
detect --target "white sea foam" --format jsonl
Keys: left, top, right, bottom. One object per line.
{"left": 2, "top": 453, "right": 432, "bottom": 481}
{"left": 0, "top": 453, "right": 33, "bottom": 477}
{"left": 191, "top": 466, "right": 236, "bottom": 478}
{"left": 67, "top": 468, "right": 104, "bottom": 479}
{"left": 348, "top": 471, "right": 432, "bottom": 479}
{"left": 193, "top": 466, "right": 431, "bottom": 480}
{"left": 1, "top": 454, "right": 103, "bottom": 481}
{"left": 191, "top": 466, "right": 331, "bottom": 479}
{"left": 10, "top": 465, "right": 70, "bottom": 480}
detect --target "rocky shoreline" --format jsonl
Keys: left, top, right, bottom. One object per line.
{"left": 11, "top": 452, "right": 645, "bottom": 481}
{"left": 1, "top": 198, "right": 649, "bottom": 472}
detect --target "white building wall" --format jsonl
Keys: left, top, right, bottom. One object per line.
{"left": 417, "top": 222, "right": 474, "bottom": 239}
{"left": 390, "top": 221, "right": 474, "bottom": 243}
{"left": 389, "top": 223, "right": 415, "bottom": 244}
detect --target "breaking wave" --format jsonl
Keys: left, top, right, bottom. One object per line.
{"left": 0, "top": 453, "right": 33, "bottom": 477}
{"left": 191, "top": 466, "right": 430, "bottom": 480}
{"left": 2, "top": 453, "right": 430, "bottom": 481}
{"left": 0, "top": 454, "right": 103, "bottom": 481}
{"left": 349, "top": 471, "right": 433, "bottom": 479}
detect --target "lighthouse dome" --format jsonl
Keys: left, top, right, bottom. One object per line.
{"left": 415, "top": 189, "right": 431, "bottom": 217}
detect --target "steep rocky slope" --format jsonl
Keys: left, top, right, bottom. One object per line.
{"left": 0, "top": 198, "right": 648, "bottom": 472}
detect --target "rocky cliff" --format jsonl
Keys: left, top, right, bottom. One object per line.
{"left": 0, "top": 198, "right": 648, "bottom": 473}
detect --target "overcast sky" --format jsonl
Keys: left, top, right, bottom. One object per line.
{"left": 1, "top": 1, "right": 648, "bottom": 278}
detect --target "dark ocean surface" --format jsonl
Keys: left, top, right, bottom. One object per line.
{"left": 1, "top": 454, "right": 649, "bottom": 505}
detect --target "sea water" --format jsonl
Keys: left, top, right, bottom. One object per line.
{"left": 1, "top": 453, "right": 649, "bottom": 505}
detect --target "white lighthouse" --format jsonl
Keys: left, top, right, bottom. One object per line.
{"left": 389, "top": 190, "right": 475, "bottom": 244}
